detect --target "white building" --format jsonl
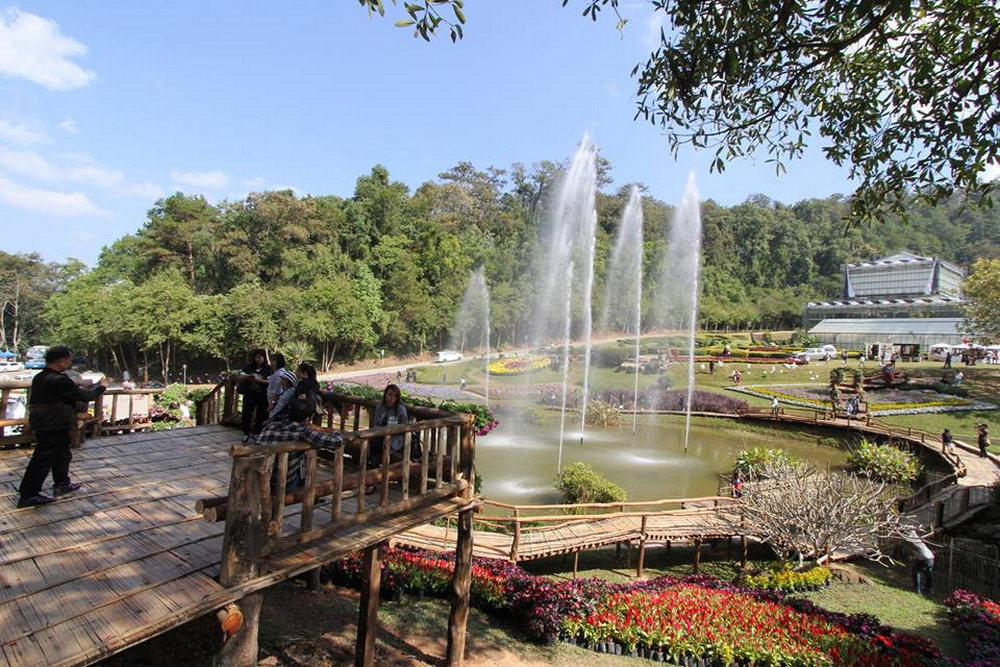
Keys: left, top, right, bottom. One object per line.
{"left": 805, "top": 253, "right": 968, "bottom": 357}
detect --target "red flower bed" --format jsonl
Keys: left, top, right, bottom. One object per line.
{"left": 326, "top": 548, "right": 945, "bottom": 666}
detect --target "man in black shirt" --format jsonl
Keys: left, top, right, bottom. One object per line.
{"left": 17, "top": 346, "right": 108, "bottom": 508}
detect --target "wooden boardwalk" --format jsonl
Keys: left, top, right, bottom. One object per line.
{"left": 0, "top": 425, "right": 446, "bottom": 667}
{"left": 399, "top": 504, "right": 739, "bottom": 562}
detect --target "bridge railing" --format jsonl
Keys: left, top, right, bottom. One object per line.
{"left": 475, "top": 496, "right": 738, "bottom": 563}
{"left": 206, "top": 393, "right": 476, "bottom": 572}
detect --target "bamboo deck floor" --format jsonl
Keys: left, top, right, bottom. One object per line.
{"left": 398, "top": 507, "right": 739, "bottom": 563}
{"left": 0, "top": 425, "right": 454, "bottom": 667}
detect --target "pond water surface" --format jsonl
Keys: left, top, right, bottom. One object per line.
{"left": 475, "top": 414, "right": 846, "bottom": 505}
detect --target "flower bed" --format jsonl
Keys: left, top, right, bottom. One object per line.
{"left": 488, "top": 355, "right": 552, "bottom": 376}
{"left": 730, "top": 384, "right": 997, "bottom": 416}
{"left": 325, "top": 547, "right": 943, "bottom": 665}
{"left": 944, "top": 589, "right": 1000, "bottom": 664}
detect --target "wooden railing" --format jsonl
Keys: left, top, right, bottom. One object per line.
{"left": 1, "top": 379, "right": 166, "bottom": 446}
{"left": 206, "top": 393, "right": 477, "bottom": 564}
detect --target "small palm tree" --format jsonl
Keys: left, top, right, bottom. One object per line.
{"left": 282, "top": 340, "right": 316, "bottom": 366}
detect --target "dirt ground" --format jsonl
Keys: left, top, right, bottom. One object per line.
{"left": 98, "top": 578, "right": 549, "bottom": 667}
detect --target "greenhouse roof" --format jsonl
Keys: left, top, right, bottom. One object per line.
{"left": 808, "top": 318, "right": 965, "bottom": 336}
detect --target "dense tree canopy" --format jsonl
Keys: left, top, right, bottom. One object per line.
{"left": 10, "top": 151, "right": 1000, "bottom": 380}
{"left": 365, "top": 0, "right": 1000, "bottom": 221}
{"left": 963, "top": 258, "right": 1000, "bottom": 344}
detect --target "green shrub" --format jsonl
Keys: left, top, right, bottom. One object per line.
{"left": 846, "top": 438, "right": 921, "bottom": 484}
{"left": 742, "top": 562, "right": 833, "bottom": 592}
{"left": 554, "top": 462, "right": 626, "bottom": 505}
{"left": 584, "top": 399, "right": 621, "bottom": 428}
{"left": 734, "top": 447, "right": 801, "bottom": 478}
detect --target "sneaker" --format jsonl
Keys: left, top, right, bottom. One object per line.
{"left": 242, "top": 435, "right": 252, "bottom": 444}
{"left": 53, "top": 482, "right": 83, "bottom": 496}
{"left": 16, "top": 493, "right": 57, "bottom": 508}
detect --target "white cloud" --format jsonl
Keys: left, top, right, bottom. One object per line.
{"left": 243, "top": 176, "right": 266, "bottom": 190}
{"left": 0, "top": 146, "right": 57, "bottom": 180}
{"left": 0, "top": 147, "right": 163, "bottom": 198}
{"left": 0, "top": 7, "right": 97, "bottom": 91}
{"left": 0, "top": 118, "right": 48, "bottom": 145}
{"left": 57, "top": 118, "right": 78, "bottom": 134}
{"left": 171, "top": 169, "right": 230, "bottom": 189}
{"left": 0, "top": 176, "right": 106, "bottom": 216}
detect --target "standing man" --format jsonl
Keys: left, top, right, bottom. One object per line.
{"left": 770, "top": 397, "right": 780, "bottom": 418}
{"left": 978, "top": 423, "right": 991, "bottom": 458}
{"left": 906, "top": 530, "right": 935, "bottom": 596}
{"left": 941, "top": 428, "right": 954, "bottom": 455}
{"left": 17, "top": 346, "right": 108, "bottom": 508}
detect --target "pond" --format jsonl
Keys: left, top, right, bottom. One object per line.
{"left": 475, "top": 414, "right": 847, "bottom": 505}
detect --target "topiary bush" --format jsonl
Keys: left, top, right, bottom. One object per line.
{"left": 554, "top": 462, "right": 626, "bottom": 505}
{"left": 735, "top": 447, "right": 801, "bottom": 479}
{"left": 846, "top": 438, "right": 921, "bottom": 484}
{"left": 741, "top": 562, "right": 833, "bottom": 592}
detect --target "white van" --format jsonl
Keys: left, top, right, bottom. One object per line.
{"left": 929, "top": 343, "right": 953, "bottom": 362}
{"left": 436, "top": 350, "right": 463, "bottom": 363}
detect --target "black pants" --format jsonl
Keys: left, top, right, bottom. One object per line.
{"left": 241, "top": 391, "right": 268, "bottom": 436}
{"left": 18, "top": 430, "right": 72, "bottom": 498}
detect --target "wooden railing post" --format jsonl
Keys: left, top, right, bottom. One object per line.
{"left": 447, "top": 507, "right": 474, "bottom": 666}
{"left": 356, "top": 542, "right": 384, "bottom": 667}
{"left": 637, "top": 515, "right": 648, "bottom": 578}
{"left": 218, "top": 452, "right": 269, "bottom": 667}
{"left": 510, "top": 511, "right": 521, "bottom": 562}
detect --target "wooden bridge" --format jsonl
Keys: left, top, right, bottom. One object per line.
{"left": 400, "top": 497, "right": 744, "bottom": 576}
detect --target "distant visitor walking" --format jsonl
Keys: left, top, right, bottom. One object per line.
{"left": 978, "top": 423, "right": 991, "bottom": 458}
{"left": 940, "top": 428, "right": 954, "bottom": 455}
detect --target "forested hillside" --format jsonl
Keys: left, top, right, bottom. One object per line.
{"left": 3, "top": 158, "right": 999, "bottom": 379}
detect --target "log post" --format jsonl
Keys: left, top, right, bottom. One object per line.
{"left": 447, "top": 507, "right": 474, "bottom": 666}
{"left": 510, "top": 509, "right": 521, "bottom": 562}
{"left": 636, "top": 515, "right": 648, "bottom": 578}
{"left": 573, "top": 551, "right": 579, "bottom": 579}
{"left": 693, "top": 538, "right": 702, "bottom": 574}
{"left": 217, "top": 453, "right": 269, "bottom": 667}
{"left": 356, "top": 542, "right": 384, "bottom": 667}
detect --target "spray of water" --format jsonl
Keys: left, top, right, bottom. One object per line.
{"left": 532, "top": 135, "right": 599, "bottom": 456}
{"left": 675, "top": 174, "right": 703, "bottom": 452}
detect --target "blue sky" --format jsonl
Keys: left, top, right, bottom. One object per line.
{"left": 1, "top": 1, "right": 855, "bottom": 266}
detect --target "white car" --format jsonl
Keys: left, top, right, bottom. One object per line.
{"left": 0, "top": 360, "right": 24, "bottom": 373}
{"left": 795, "top": 347, "right": 834, "bottom": 363}
{"left": 436, "top": 350, "right": 464, "bottom": 363}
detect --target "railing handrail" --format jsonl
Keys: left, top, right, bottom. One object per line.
{"left": 480, "top": 494, "right": 732, "bottom": 514}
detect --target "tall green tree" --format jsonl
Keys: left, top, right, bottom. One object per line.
{"left": 963, "top": 258, "right": 1000, "bottom": 344}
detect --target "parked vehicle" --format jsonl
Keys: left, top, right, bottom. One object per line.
{"left": 929, "top": 343, "right": 953, "bottom": 362}
{"left": 435, "top": 350, "right": 464, "bottom": 363}
{"left": 794, "top": 347, "right": 835, "bottom": 363}
{"left": 0, "top": 360, "right": 24, "bottom": 373}
{"left": 24, "top": 345, "right": 48, "bottom": 369}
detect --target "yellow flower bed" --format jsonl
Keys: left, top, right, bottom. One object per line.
{"left": 488, "top": 355, "right": 551, "bottom": 376}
